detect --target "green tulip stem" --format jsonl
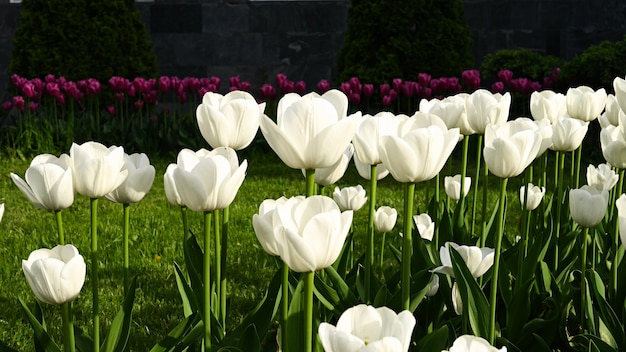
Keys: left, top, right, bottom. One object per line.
{"left": 611, "top": 170, "right": 625, "bottom": 297}
{"left": 380, "top": 232, "right": 387, "bottom": 268}
{"left": 402, "top": 182, "right": 416, "bottom": 311}
{"left": 554, "top": 151, "right": 565, "bottom": 270}
{"left": 480, "top": 160, "right": 490, "bottom": 248}
{"left": 489, "top": 177, "right": 508, "bottom": 345}
{"left": 221, "top": 205, "right": 229, "bottom": 331}
{"left": 214, "top": 208, "right": 222, "bottom": 327}
{"left": 123, "top": 203, "right": 131, "bottom": 294}
{"left": 303, "top": 271, "right": 315, "bottom": 352}
{"left": 305, "top": 169, "right": 316, "bottom": 197}
{"left": 181, "top": 206, "right": 189, "bottom": 240}
{"left": 518, "top": 167, "right": 533, "bottom": 282}
{"left": 471, "top": 135, "right": 483, "bottom": 236}
{"left": 203, "top": 211, "right": 213, "bottom": 350}
{"left": 580, "top": 226, "right": 590, "bottom": 331}
{"left": 55, "top": 210, "right": 65, "bottom": 245}
{"left": 574, "top": 145, "right": 583, "bottom": 189}
{"left": 281, "top": 261, "right": 289, "bottom": 350}
{"left": 458, "top": 136, "right": 470, "bottom": 235}
{"left": 61, "top": 302, "right": 75, "bottom": 352}
{"left": 365, "top": 164, "right": 377, "bottom": 303}
{"left": 90, "top": 198, "right": 100, "bottom": 352}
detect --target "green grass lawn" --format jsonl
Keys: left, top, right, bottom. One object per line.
{"left": 0, "top": 145, "right": 526, "bottom": 350}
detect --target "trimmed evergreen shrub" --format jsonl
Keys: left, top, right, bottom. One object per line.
{"left": 559, "top": 36, "right": 626, "bottom": 91}
{"left": 10, "top": 0, "right": 158, "bottom": 82}
{"left": 337, "top": 0, "right": 474, "bottom": 85}
{"left": 479, "top": 49, "right": 564, "bottom": 82}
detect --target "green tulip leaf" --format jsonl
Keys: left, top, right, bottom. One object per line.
{"left": 590, "top": 270, "right": 624, "bottom": 349}
{"left": 73, "top": 326, "right": 94, "bottom": 352}
{"left": 184, "top": 230, "right": 206, "bottom": 309}
{"left": 449, "top": 247, "right": 490, "bottom": 339}
{"left": 174, "top": 262, "right": 198, "bottom": 317}
{"left": 150, "top": 313, "right": 201, "bottom": 352}
{"left": 324, "top": 266, "right": 357, "bottom": 304}
{"left": 101, "top": 276, "right": 138, "bottom": 352}
{"left": 18, "top": 298, "right": 62, "bottom": 352}
{"left": 313, "top": 275, "right": 339, "bottom": 313}
{"left": 414, "top": 325, "right": 448, "bottom": 352}
{"left": 570, "top": 334, "right": 617, "bottom": 352}
{"left": 285, "top": 280, "right": 305, "bottom": 352}
{"left": 0, "top": 340, "right": 18, "bottom": 352}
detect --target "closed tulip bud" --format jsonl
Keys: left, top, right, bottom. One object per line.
{"left": 333, "top": 185, "right": 367, "bottom": 212}
{"left": 413, "top": 213, "right": 434, "bottom": 241}
{"left": 170, "top": 147, "right": 247, "bottom": 212}
{"left": 566, "top": 85, "right": 607, "bottom": 122}
{"left": 196, "top": 91, "right": 264, "bottom": 150}
{"left": 465, "top": 89, "right": 511, "bottom": 134}
{"left": 105, "top": 153, "right": 155, "bottom": 204}
{"left": 569, "top": 185, "right": 609, "bottom": 228}
{"left": 586, "top": 163, "right": 618, "bottom": 191}
{"left": 11, "top": 153, "right": 74, "bottom": 210}
{"left": 374, "top": 206, "right": 397, "bottom": 233}
{"left": 70, "top": 142, "right": 128, "bottom": 199}
{"left": 443, "top": 335, "right": 507, "bottom": 352}
{"left": 318, "top": 304, "right": 416, "bottom": 352}
{"left": 530, "top": 90, "right": 567, "bottom": 123}
{"left": 444, "top": 174, "right": 471, "bottom": 201}
{"left": 452, "top": 281, "right": 463, "bottom": 315}
{"left": 22, "top": 244, "right": 86, "bottom": 305}
{"left": 253, "top": 195, "right": 352, "bottom": 272}
{"left": 432, "top": 242, "right": 495, "bottom": 278}
{"left": 519, "top": 183, "right": 545, "bottom": 211}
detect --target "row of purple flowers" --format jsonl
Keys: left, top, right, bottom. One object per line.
{"left": 2, "top": 67, "right": 561, "bottom": 115}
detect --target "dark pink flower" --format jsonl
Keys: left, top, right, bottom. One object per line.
{"left": 46, "top": 82, "right": 60, "bottom": 97}
{"left": 340, "top": 82, "right": 351, "bottom": 95}
{"left": 497, "top": 70, "right": 513, "bottom": 85}
{"left": 207, "top": 83, "right": 218, "bottom": 92}
{"left": 2, "top": 101, "right": 12, "bottom": 111}
{"left": 349, "top": 77, "right": 362, "bottom": 93}
{"left": 401, "top": 81, "right": 416, "bottom": 97}
{"left": 184, "top": 77, "right": 201, "bottom": 93}
{"left": 22, "top": 82, "right": 37, "bottom": 99}
{"left": 240, "top": 81, "right": 252, "bottom": 92}
{"left": 349, "top": 91, "right": 361, "bottom": 105}
{"left": 462, "top": 69, "right": 481, "bottom": 91}
{"left": 363, "top": 83, "right": 374, "bottom": 97}
{"left": 55, "top": 94, "right": 66, "bottom": 105}
{"left": 28, "top": 101, "right": 38, "bottom": 112}
{"left": 379, "top": 83, "right": 391, "bottom": 97}
{"left": 210, "top": 76, "right": 221, "bottom": 90}
{"left": 295, "top": 81, "right": 306, "bottom": 95}
{"left": 44, "top": 74, "right": 56, "bottom": 83}
{"left": 13, "top": 96, "right": 25, "bottom": 111}
{"left": 278, "top": 79, "right": 294, "bottom": 94}
{"left": 229, "top": 75, "right": 241, "bottom": 90}
{"left": 143, "top": 91, "right": 158, "bottom": 104}
{"left": 491, "top": 81, "right": 505, "bottom": 94}
{"left": 134, "top": 100, "right": 144, "bottom": 110}
{"left": 418, "top": 73, "right": 431, "bottom": 87}
{"left": 109, "top": 76, "right": 130, "bottom": 92}
{"left": 107, "top": 106, "right": 116, "bottom": 115}
{"left": 276, "top": 73, "right": 288, "bottom": 85}
{"left": 10, "top": 74, "right": 26, "bottom": 89}
{"left": 158, "top": 76, "right": 171, "bottom": 93}
{"left": 116, "top": 92, "right": 125, "bottom": 102}
{"left": 259, "top": 84, "right": 277, "bottom": 100}
{"left": 317, "top": 79, "right": 331, "bottom": 93}
{"left": 392, "top": 78, "right": 403, "bottom": 91}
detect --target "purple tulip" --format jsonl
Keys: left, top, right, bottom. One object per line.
{"left": 491, "top": 81, "right": 505, "bottom": 94}
{"left": 158, "top": 76, "right": 171, "bottom": 93}
{"left": 295, "top": 80, "right": 306, "bottom": 95}
{"left": 349, "top": 77, "right": 362, "bottom": 93}
{"left": 418, "top": 73, "right": 431, "bottom": 87}
{"left": 240, "top": 81, "right": 252, "bottom": 92}
{"left": 317, "top": 79, "right": 331, "bottom": 93}
{"left": 2, "top": 101, "right": 12, "bottom": 111}
{"left": 379, "top": 83, "right": 391, "bottom": 97}
{"left": 13, "top": 96, "right": 24, "bottom": 111}
{"left": 107, "top": 106, "right": 116, "bottom": 115}
{"left": 392, "top": 78, "right": 403, "bottom": 91}
{"left": 22, "top": 82, "right": 37, "bottom": 99}
{"left": 497, "top": 70, "right": 514, "bottom": 85}
{"left": 260, "top": 83, "right": 277, "bottom": 100}
{"left": 462, "top": 69, "right": 481, "bottom": 91}
{"left": 229, "top": 75, "right": 241, "bottom": 90}
{"left": 363, "top": 83, "right": 374, "bottom": 97}
{"left": 28, "top": 101, "right": 38, "bottom": 112}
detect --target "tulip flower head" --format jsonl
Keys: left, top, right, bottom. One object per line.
{"left": 260, "top": 90, "right": 361, "bottom": 170}
{"left": 253, "top": 195, "right": 352, "bottom": 272}
{"left": 11, "top": 153, "right": 74, "bottom": 210}
{"left": 374, "top": 206, "right": 397, "bottom": 233}
{"left": 586, "top": 163, "right": 619, "bottom": 191}
{"left": 22, "top": 244, "right": 86, "bottom": 305}
{"left": 599, "top": 94, "right": 621, "bottom": 128}
{"left": 483, "top": 121, "right": 543, "bottom": 178}
{"left": 530, "top": 90, "right": 567, "bottom": 123}
{"left": 465, "top": 89, "right": 511, "bottom": 134}
{"left": 70, "top": 142, "right": 128, "bottom": 199}
{"left": 196, "top": 91, "right": 264, "bottom": 150}
{"left": 105, "top": 152, "right": 155, "bottom": 204}
{"left": 333, "top": 185, "right": 367, "bottom": 212}
{"left": 353, "top": 154, "right": 390, "bottom": 181}
{"left": 519, "top": 183, "right": 545, "bottom": 211}
{"left": 432, "top": 242, "right": 495, "bottom": 278}
{"left": 569, "top": 185, "right": 609, "bottom": 228}
{"left": 550, "top": 117, "right": 589, "bottom": 152}
{"left": 413, "top": 213, "right": 434, "bottom": 241}
{"left": 352, "top": 112, "right": 400, "bottom": 166}
{"left": 425, "top": 274, "right": 439, "bottom": 297}
{"left": 452, "top": 281, "right": 463, "bottom": 315}
{"left": 167, "top": 147, "right": 247, "bottom": 212}
{"left": 379, "top": 115, "right": 460, "bottom": 183}
{"left": 444, "top": 174, "right": 471, "bottom": 201}
{"left": 443, "top": 334, "right": 507, "bottom": 352}
{"left": 601, "top": 121, "right": 626, "bottom": 169}
{"left": 566, "top": 86, "right": 607, "bottom": 122}
{"left": 318, "top": 304, "right": 416, "bottom": 352}
{"left": 306, "top": 144, "right": 354, "bottom": 186}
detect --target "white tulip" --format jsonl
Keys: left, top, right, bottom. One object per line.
{"left": 586, "top": 163, "right": 619, "bottom": 191}
{"left": 413, "top": 213, "right": 434, "bottom": 241}
{"left": 569, "top": 185, "right": 609, "bottom": 228}
{"left": 443, "top": 334, "right": 507, "bottom": 352}
{"left": 333, "top": 185, "right": 368, "bottom": 212}
{"left": 444, "top": 174, "right": 471, "bottom": 201}
{"left": 69, "top": 141, "right": 128, "bottom": 199}
{"left": 374, "top": 206, "right": 397, "bottom": 233}
{"left": 566, "top": 85, "right": 607, "bottom": 122}
{"left": 519, "top": 183, "right": 545, "bottom": 211}
{"left": 432, "top": 242, "right": 494, "bottom": 278}
{"left": 105, "top": 152, "right": 155, "bottom": 204}
{"left": 11, "top": 153, "right": 74, "bottom": 210}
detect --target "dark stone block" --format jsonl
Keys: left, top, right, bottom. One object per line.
{"left": 0, "top": 4, "right": 20, "bottom": 36}
{"left": 202, "top": 3, "right": 249, "bottom": 33}
{"left": 151, "top": 33, "right": 212, "bottom": 67}
{"left": 151, "top": 4, "right": 202, "bottom": 33}
{"left": 249, "top": 2, "right": 349, "bottom": 33}
{"left": 208, "top": 33, "right": 264, "bottom": 66}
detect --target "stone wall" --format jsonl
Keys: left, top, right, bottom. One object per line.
{"left": 1, "top": 0, "right": 626, "bottom": 101}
